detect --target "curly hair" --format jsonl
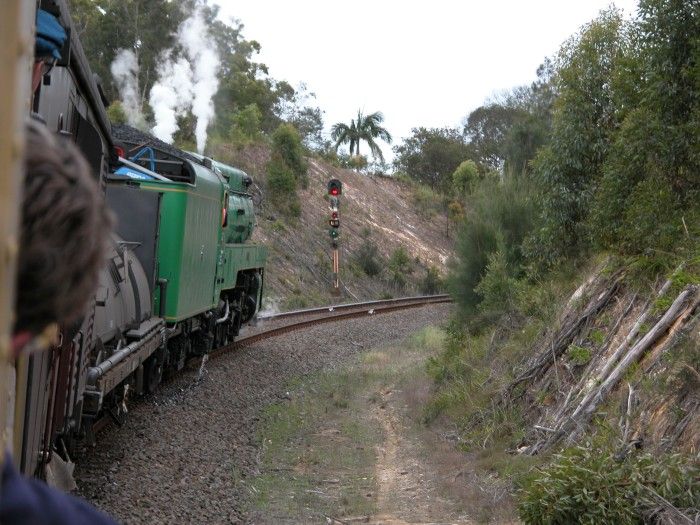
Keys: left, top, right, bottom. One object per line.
{"left": 14, "top": 120, "right": 112, "bottom": 334}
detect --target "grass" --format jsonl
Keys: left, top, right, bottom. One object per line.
{"left": 247, "top": 327, "right": 447, "bottom": 522}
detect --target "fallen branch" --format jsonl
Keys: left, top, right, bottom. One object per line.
{"left": 506, "top": 272, "right": 623, "bottom": 398}
{"left": 527, "top": 285, "right": 699, "bottom": 454}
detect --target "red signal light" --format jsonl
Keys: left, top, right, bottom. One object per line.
{"left": 327, "top": 179, "right": 342, "bottom": 196}
{"left": 331, "top": 211, "right": 339, "bottom": 219}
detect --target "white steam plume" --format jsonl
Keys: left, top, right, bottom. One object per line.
{"left": 149, "top": 7, "right": 220, "bottom": 152}
{"left": 149, "top": 54, "right": 194, "bottom": 144}
{"left": 110, "top": 49, "right": 145, "bottom": 127}
{"left": 180, "top": 11, "right": 220, "bottom": 153}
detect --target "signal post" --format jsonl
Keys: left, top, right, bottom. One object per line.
{"left": 327, "top": 179, "right": 342, "bottom": 294}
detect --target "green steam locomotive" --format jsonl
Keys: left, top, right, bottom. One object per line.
{"left": 16, "top": 0, "right": 266, "bottom": 480}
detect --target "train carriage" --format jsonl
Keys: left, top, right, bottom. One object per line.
{"left": 14, "top": 0, "right": 267, "bottom": 482}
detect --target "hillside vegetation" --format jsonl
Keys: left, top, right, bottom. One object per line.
{"left": 72, "top": 0, "right": 698, "bottom": 521}
{"left": 423, "top": 2, "right": 700, "bottom": 522}
{"left": 212, "top": 140, "right": 453, "bottom": 309}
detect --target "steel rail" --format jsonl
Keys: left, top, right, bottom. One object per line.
{"left": 257, "top": 294, "right": 451, "bottom": 321}
{"left": 211, "top": 294, "right": 452, "bottom": 358}
{"left": 91, "top": 295, "right": 452, "bottom": 435}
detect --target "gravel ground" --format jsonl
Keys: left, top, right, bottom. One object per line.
{"left": 74, "top": 304, "right": 452, "bottom": 524}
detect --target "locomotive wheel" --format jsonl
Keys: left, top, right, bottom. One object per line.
{"left": 145, "top": 357, "right": 163, "bottom": 394}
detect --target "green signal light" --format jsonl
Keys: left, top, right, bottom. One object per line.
{"left": 329, "top": 229, "right": 340, "bottom": 239}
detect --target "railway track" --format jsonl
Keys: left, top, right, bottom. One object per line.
{"left": 212, "top": 294, "right": 452, "bottom": 356}
{"left": 92, "top": 295, "right": 451, "bottom": 433}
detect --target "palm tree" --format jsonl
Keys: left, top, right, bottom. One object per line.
{"left": 331, "top": 110, "right": 392, "bottom": 162}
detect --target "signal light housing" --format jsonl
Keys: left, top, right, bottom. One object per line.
{"left": 327, "top": 179, "right": 342, "bottom": 197}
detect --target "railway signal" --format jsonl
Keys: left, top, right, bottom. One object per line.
{"left": 328, "top": 179, "right": 342, "bottom": 197}
{"left": 327, "top": 179, "right": 342, "bottom": 293}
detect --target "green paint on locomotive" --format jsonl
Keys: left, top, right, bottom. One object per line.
{"left": 134, "top": 160, "right": 266, "bottom": 322}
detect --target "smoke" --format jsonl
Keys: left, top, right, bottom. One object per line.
{"left": 149, "top": 54, "right": 194, "bottom": 144}
{"left": 149, "top": 7, "right": 220, "bottom": 152}
{"left": 110, "top": 49, "right": 145, "bottom": 127}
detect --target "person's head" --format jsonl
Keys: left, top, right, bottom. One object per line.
{"left": 13, "top": 120, "right": 112, "bottom": 345}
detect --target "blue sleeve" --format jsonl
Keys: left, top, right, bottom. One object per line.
{"left": 0, "top": 456, "right": 118, "bottom": 525}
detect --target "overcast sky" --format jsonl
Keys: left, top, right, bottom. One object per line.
{"left": 215, "top": 0, "right": 639, "bottom": 162}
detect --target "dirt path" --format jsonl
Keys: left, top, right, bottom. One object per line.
{"left": 371, "top": 388, "right": 473, "bottom": 525}
{"left": 249, "top": 327, "right": 517, "bottom": 524}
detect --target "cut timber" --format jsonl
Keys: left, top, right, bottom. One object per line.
{"left": 505, "top": 271, "right": 623, "bottom": 399}
{"left": 527, "top": 285, "right": 700, "bottom": 454}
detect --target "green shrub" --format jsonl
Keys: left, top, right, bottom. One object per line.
{"left": 448, "top": 176, "right": 537, "bottom": 318}
{"left": 107, "top": 101, "right": 128, "bottom": 125}
{"left": 267, "top": 154, "right": 300, "bottom": 217}
{"left": 518, "top": 446, "right": 699, "bottom": 524}
{"left": 388, "top": 246, "right": 413, "bottom": 289}
{"left": 229, "top": 103, "right": 262, "bottom": 145}
{"left": 452, "top": 159, "right": 479, "bottom": 195}
{"left": 411, "top": 184, "right": 442, "bottom": 218}
{"left": 354, "top": 241, "right": 383, "bottom": 277}
{"left": 420, "top": 266, "right": 443, "bottom": 295}
{"left": 474, "top": 251, "right": 519, "bottom": 319}
{"left": 348, "top": 154, "right": 368, "bottom": 170}
{"left": 271, "top": 123, "right": 308, "bottom": 188}
{"left": 566, "top": 344, "right": 591, "bottom": 365}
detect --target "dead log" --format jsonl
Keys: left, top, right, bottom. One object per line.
{"left": 558, "top": 286, "right": 698, "bottom": 450}
{"left": 505, "top": 271, "right": 623, "bottom": 399}
{"left": 526, "top": 285, "right": 700, "bottom": 454}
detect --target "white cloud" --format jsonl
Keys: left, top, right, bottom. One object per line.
{"left": 215, "top": 0, "right": 639, "bottom": 161}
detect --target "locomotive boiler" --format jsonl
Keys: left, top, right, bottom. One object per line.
{"left": 16, "top": 0, "right": 266, "bottom": 482}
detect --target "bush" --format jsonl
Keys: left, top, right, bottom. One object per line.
{"left": 474, "top": 251, "right": 519, "bottom": 319}
{"left": 229, "top": 103, "right": 262, "bottom": 145}
{"left": 271, "top": 123, "right": 308, "bottom": 188}
{"left": 107, "top": 101, "right": 128, "bottom": 125}
{"left": 266, "top": 154, "right": 300, "bottom": 217}
{"left": 420, "top": 266, "right": 443, "bottom": 295}
{"left": 388, "top": 246, "right": 413, "bottom": 289}
{"left": 452, "top": 159, "right": 479, "bottom": 195}
{"left": 354, "top": 241, "right": 383, "bottom": 277}
{"left": 412, "top": 184, "right": 443, "bottom": 218}
{"left": 518, "top": 445, "right": 700, "bottom": 524}
{"left": 448, "top": 176, "right": 537, "bottom": 317}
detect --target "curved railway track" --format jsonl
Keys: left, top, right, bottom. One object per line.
{"left": 92, "top": 295, "right": 451, "bottom": 434}
{"left": 212, "top": 294, "right": 452, "bottom": 356}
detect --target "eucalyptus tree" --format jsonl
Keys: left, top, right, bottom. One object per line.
{"left": 331, "top": 110, "right": 392, "bottom": 162}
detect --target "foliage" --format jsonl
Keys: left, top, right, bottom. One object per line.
{"left": 331, "top": 110, "right": 392, "bottom": 163}
{"left": 229, "top": 103, "right": 262, "bottom": 145}
{"left": 589, "top": 0, "right": 700, "bottom": 256}
{"left": 449, "top": 176, "right": 538, "bottom": 317}
{"left": 527, "top": 9, "right": 628, "bottom": 268}
{"left": 276, "top": 83, "right": 325, "bottom": 149}
{"left": 420, "top": 266, "right": 443, "bottom": 295}
{"left": 566, "top": 344, "right": 592, "bottom": 366}
{"left": 354, "top": 241, "right": 383, "bottom": 277}
{"left": 388, "top": 247, "right": 413, "bottom": 289}
{"left": 266, "top": 154, "right": 300, "bottom": 218}
{"left": 461, "top": 64, "right": 554, "bottom": 177}
{"left": 518, "top": 446, "right": 700, "bottom": 524}
{"left": 106, "top": 101, "right": 128, "bottom": 124}
{"left": 392, "top": 127, "right": 470, "bottom": 190}
{"left": 452, "top": 160, "right": 479, "bottom": 195}
{"left": 271, "top": 123, "right": 308, "bottom": 188}
{"left": 348, "top": 154, "right": 368, "bottom": 171}
{"left": 474, "top": 251, "right": 519, "bottom": 320}
{"left": 411, "top": 184, "right": 443, "bottom": 218}
{"left": 68, "top": 0, "right": 185, "bottom": 103}
{"left": 463, "top": 103, "right": 526, "bottom": 172}
{"left": 69, "top": 0, "right": 312, "bottom": 143}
